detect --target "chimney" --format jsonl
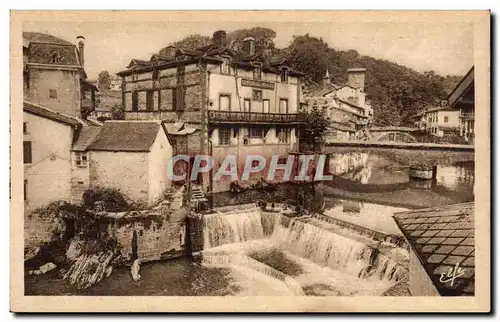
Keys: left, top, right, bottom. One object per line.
{"left": 76, "top": 35, "right": 85, "bottom": 66}
{"left": 242, "top": 37, "right": 256, "bottom": 56}
{"left": 324, "top": 69, "right": 331, "bottom": 85}
{"left": 212, "top": 30, "right": 227, "bottom": 48}
{"left": 347, "top": 68, "right": 366, "bottom": 92}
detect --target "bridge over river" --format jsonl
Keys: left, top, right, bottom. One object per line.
{"left": 325, "top": 141, "right": 474, "bottom": 166}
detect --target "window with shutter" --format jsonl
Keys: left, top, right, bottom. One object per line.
{"left": 219, "top": 95, "right": 230, "bottom": 111}
{"left": 23, "top": 141, "right": 32, "bottom": 164}
{"left": 132, "top": 91, "right": 138, "bottom": 111}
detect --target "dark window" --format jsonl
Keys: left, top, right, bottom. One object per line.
{"left": 221, "top": 56, "right": 231, "bottom": 74}
{"left": 444, "top": 116, "right": 449, "bottom": 123}
{"left": 23, "top": 71, "right": 30, "bottom": 90}
{"left": 24, "top": 180, "right": 27, "bottom": 201}
{"left": 278, "top": 156, "right": 288, "bottom": 164}
{"left": 146, "top": 91, "right": 154, "bottom": 111}
{"left": 172, "top": 88, "right": 177, "bottom": 111}
{"left": 219, "top": 128, "right": 231, "bottom": 145}
{"left": 252, "top": 90, "right": 262, "bottom": 102}
{"left": 253, "top": 64, "right": 262, "bottom": 80}
{"left": 49, "top": 89, "right": 57, "bottom": 99}
{"left": 175, "top": 86, "right": 185, "bottom": 111}
{"left": 281, "top": 68, "right": 289, "bottom": 83}
{"left": 23, "top": 122, "right": 27, "bottom": 134}
{"left": 23, "top": 141, "right": 32, "bottom": 164}
{"left": 249, "top": 127, "right": 263, "bottom": 138}
{"left": 74, "top": 152, "right": 88, "bottom": 168}
{"left": 277, "top": 128, "right": 288, "bottom": 143}
{"left": 251, "top": 160, "right": 260, "bottom": 167}
{"left": 131, "top": 91, "right": 138, "bottom": 111}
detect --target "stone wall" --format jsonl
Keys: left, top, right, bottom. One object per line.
{"left": 106, "top": 188, "right": 189, "bottom": 263}
{"left": 24, "top": 212, "right": 65, "bottom": 252}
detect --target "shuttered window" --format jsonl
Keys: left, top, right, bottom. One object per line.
{"left": 219, "top": 95, "right": 230, "bottom": 111}
{"left": 23, "top": 141, "right": 32, "bottom": 164}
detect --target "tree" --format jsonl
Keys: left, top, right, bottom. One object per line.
{"left": 98, "top": 71, "right": 111, "bottom": 90}
{"left": 169, "top": 34, "right": 211, "bottom": 50}
{"left": 285, "top": 34, "right": 332, "bottom": 83}
{"left": 299, "top": 102, "right": 330, "bottom": 151}
{"left": 111, "top": 104, "right": 125, "bottom": 120}
{"left": 226, "top": 27, "right": 278, "bottom": 58}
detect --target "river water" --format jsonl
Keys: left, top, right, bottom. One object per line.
{"left": 25, "top": 151, "right": 474, "bottom": 296}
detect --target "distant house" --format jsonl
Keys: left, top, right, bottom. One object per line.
{"left": 393, "top": 203, "right": 475, "bottom": 296}
{"left": 424, "top": 104, "right": 460, "bottom": 137}
{"left": 72, "top": 120, "right": 173, "bottom": 206}
{"left": 23, "top": 102, "right": 100, "bottom": 211}
{"left": 23, "top": 32, "right": 100, "bottom": 212}
{"left": 303, "top": 68, "right": 374, "bottom": 141}
{"left": 448, "top": 66, "right": 474, "bottom": 143}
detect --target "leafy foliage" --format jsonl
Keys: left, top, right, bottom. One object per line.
{"left": 299, "top": 103, "right": 330, "bottom": 151}
{"left": 111, "top": 104, "right": 125, "bottom": 120}
{"left": 82, "top": 186, "right": 130, "bottom": 212}
{"left": 98, "top": 70, "right": 111, "bottom": 90}
{"left": 165, "top": 27, "right": 464, "bottom": 127}
{"left": 170, "top": 34, "right": 211, "bottom": 50}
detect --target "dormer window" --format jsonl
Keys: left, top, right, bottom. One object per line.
{"left": 253, "top": 63, "right": 262, "bottom": 80}
{"left": 280, "top": 67, "right": 289, "bottom": 83}
{"left": 221, "top": 56, "right": 231, "bottom": 75}
{"left": 50, "top": 52, "right": 61, "bottom": 64}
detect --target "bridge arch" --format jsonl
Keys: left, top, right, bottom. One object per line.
{"left": 374, "top": 132, "right": 417, "bottom": 143}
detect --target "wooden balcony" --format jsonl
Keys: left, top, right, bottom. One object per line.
{"left": 208, "top": 110, "right": 306, "bottom": 125}
{"left": 460, "top": 112, "right": 475, "bottom": 120}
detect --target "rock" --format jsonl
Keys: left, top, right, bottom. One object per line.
{"left": 39, "top": 262, "right": 57, "bottom": 274}
{"left": 24, "top": 246, "right": 41, "bottom": 262}
{"left": 131, "top": 259, "right": 141, "bottom": 281}
{"left": 66, "top": 237, "right": 84, "bottom": 262}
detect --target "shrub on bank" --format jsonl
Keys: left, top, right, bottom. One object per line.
{"left": 82, "top": 186, "right": 130, "bottom": 212}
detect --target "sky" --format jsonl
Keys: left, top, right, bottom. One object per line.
{"left": 23, "top": 21, "right": 474, "bottom": 80}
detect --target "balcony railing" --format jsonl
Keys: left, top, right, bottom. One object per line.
{"left": 208, "top": 110, "right": 306, "bottom": 124}
{"left": 460, "top": 112, "right": 475, "bottom": 120}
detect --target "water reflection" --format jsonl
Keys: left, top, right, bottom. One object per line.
{"left": 435, "top": 161, "right": 475, "bottom": 192}
{"left": 334, "top": 153, "right": 474, "bottom": 195}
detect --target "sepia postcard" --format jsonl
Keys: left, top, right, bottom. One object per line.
{"left": 10, "top": 10, "right": 490, "bottom": 313}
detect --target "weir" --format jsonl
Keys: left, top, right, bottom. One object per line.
{"left": 199, "top": 205, "right": 405, "bottom": 292}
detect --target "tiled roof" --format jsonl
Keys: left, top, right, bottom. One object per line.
{"left": 87, "top": 121, "right": 163, "bottom": 152}
{"left": 72, "top": 126, "right": 102, "bottom": 151}
{"left": 23, "top": 101, "right": 82, "bottom": 127}
{"left": 23, "top": 32, "right": 73, "bottom": 47}
{"left": 393, "top": 203, "right": 475, "bottom": 296}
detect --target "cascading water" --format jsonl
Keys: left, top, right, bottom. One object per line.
{"left": 267, "top": 216, "right": 403, "bottom": 283}
{"left": 203, "top": 208, "right": 264, "bottom": 249}
{"left": 202, "top": 253, "right": 305, "bottom": 296}
{"left": 201, "top": 206, "right": 406, "bottom": 295}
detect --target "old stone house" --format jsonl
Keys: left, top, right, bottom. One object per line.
{"left": 448, "top": 66, "right": 474, "bottom": 143}
{"left": 303, "top": 68, "right": 374, "bottom": 141}
{"left": 23, "top": 32, "right": 100, "bottom": 212}
{"left": 23, "top": 102, "right": 100, "bottom": 212}
{"left": 116, "top": 30, "right": 306, "bottom": 192}
{"left": 72, "top": 120, "right": 173, "bottom": 206}
{"left": 424, "top": 105, "right": 460, "bottom": 137}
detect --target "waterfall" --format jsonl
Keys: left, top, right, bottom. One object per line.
{"left": 268, "top": 217, "right": 404, "bottom": 283}
{"left": 202, "top": 253, "right": 305, "bottom": 296}
{"left": 201, "top": 208, "right": 404, "bottom": 284}
{"left": 203, "top": 208, "right": 264, "bottom": 249}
